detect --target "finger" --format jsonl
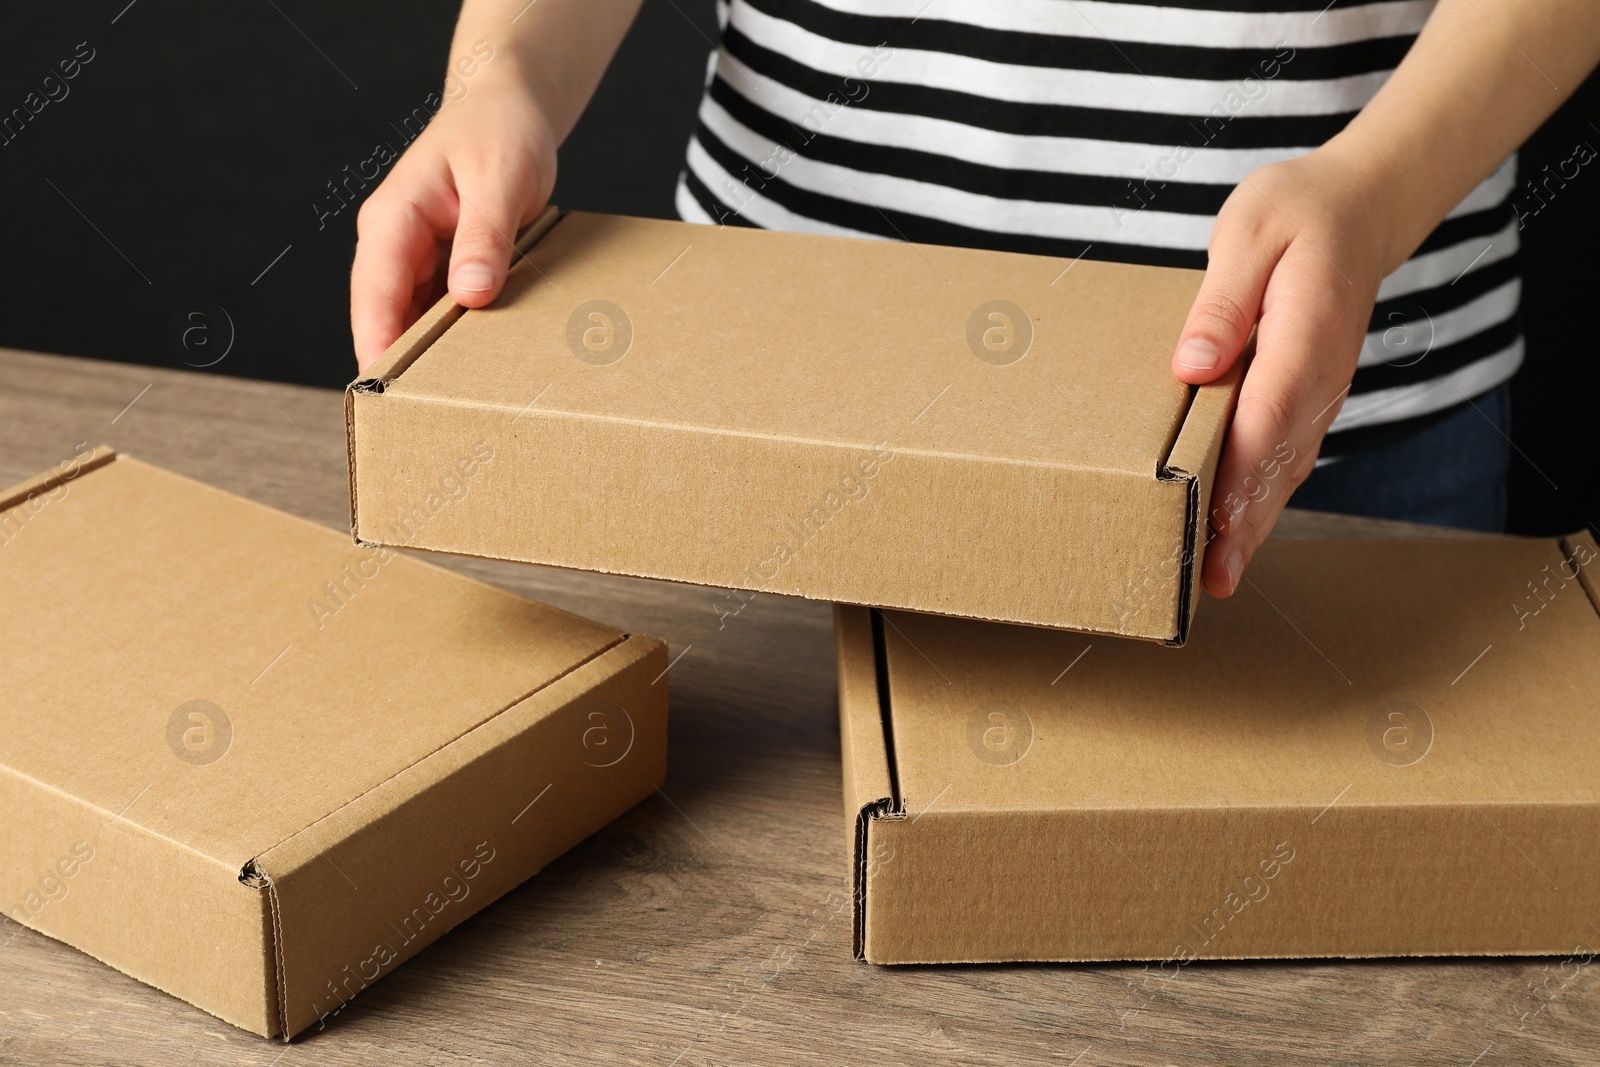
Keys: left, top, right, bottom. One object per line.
{"left": 1202, "top": 250, "right": 1361, "bottom": 597}
{"left": 404, "top": 240, "right": 452, "bottom": 327}
{"left": 351, "top": 193, "right": 451, "bottom": 371}
{"left": 1172, "top": 198, "right": 1286, "bottom": 385}
{"left": 446, "top": 167, "right": 538, "bottom": 309}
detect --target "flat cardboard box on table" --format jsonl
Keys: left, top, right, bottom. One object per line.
{"left": 837, "top": 534, "right": 1600, "bottom": 964}
{"left": 0, "top": 448, "right": 667, "bottom": 1039}
{"left": 347, "top": 208, "right": 1238, "bottom": 644}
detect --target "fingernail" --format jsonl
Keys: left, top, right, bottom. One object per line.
{"left": 1220, "top": 545, "right": 1243, "bottom": 594}
{"left": 1176, "top": 338, "right": 1221, "bottom": 372}
{"left": 452, "top": 263, "right": 495, "bottom": 293}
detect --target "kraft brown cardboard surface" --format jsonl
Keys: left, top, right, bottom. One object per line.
{"left": 0, "top": 449, "right": 667, "bottom": 1038}
{"left": 838, "top": 535, "right": 1600, "bottom": 964}
{"left": 348, "top": 210, "right": 1239, "bottom": 643}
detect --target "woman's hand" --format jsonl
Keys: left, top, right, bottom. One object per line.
{"left": 350, "top": 75, "right": 558, "bottom": 371}
{"left": 1171, "top": 143, "right": 1398, "bottom": 598}
{"left": 1172, "top": 0, "right": 1600, "bottom": 598}
{"left": 349, "top": 0, "right": 646, "bottom": 371}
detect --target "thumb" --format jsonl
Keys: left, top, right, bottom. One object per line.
{"left": 1171, "top": 226, "right": 1275, "bottom": 385}
{"left": 446, "top": 172, "right": 537, "bottom": 309}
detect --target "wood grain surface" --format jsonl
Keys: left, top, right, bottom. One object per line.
{"left": 0, "top": 348, "right": 1589, "bottom": 1067}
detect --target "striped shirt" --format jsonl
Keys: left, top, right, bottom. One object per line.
{"left": 674, "top": 0, "right": 1521, "bottom": 455}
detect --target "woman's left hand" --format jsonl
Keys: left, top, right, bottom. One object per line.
{"left": 1170, "top": 143, "right": 1398, "bottom": 597}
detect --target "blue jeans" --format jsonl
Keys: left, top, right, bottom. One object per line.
{"left": 1289, "top": 384, "right": 1511, "bottom": 532}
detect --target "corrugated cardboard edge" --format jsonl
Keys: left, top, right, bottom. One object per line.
{"left": 346, "top": 206, "right": 565, "bottom": 539}
{"left": 1156, "top": 356, "right": 1244, "bottom": 646}
{"left": 250, "top": 630, "right": 667, "bottom": 1039}
{"left": 0, "top": 443, "right": 117, "bottom": 512}
{"left": 1560, "top": 529, "right": 1600, "bottom": 619}
{"left": 834, "top": 604, "right": 901, "bottom": 962}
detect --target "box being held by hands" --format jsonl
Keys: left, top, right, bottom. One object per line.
{"left": 347, "top": 209, "right": 1239, "bottom": 643}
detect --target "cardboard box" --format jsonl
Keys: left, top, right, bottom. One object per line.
{"left": 0, "top": 447, "right": 667, "bottom": 1039}
{"left": 837, "top": 534, "right": 1600, "bottom": 964}
{"left": 347, "top": 209, "right": 1238, "bottom": 643}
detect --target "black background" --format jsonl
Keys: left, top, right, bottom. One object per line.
{"left": 0, "top": 1, "right": 1591, "bottom": 534}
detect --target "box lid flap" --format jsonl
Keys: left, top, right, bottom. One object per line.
{"left": 385, "top": 211, "right": 1204, "bottom": 476}
{"left": 0, "top": 451, "right": 623, "bottom": 870}
{"left": 877, "top": 536, "right": 1600, "bottom": 814}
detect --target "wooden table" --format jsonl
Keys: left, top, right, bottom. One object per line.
{"left": 0, "top": 348, "right": 1589, "bottom": 1067}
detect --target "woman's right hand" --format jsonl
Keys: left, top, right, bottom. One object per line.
{"left": 350, "top": 73, "right": 557, "bottom": 371}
